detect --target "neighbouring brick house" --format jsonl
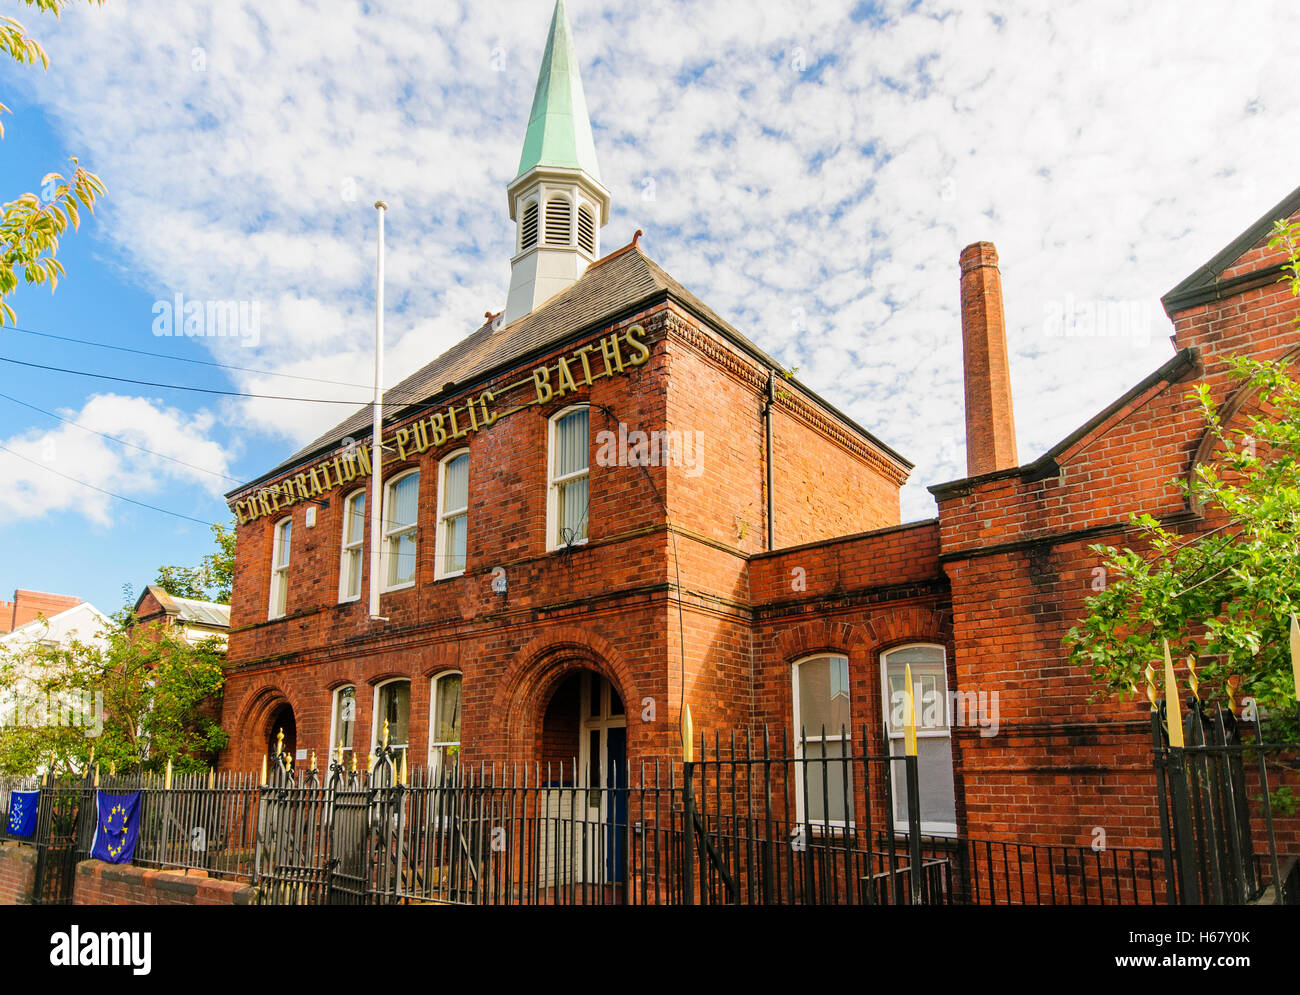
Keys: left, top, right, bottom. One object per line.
{"left": 218, "top": 0, "right": 1300, "bottom": 853}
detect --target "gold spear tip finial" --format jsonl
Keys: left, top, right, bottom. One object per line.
{"left": 1162, "top": 639, "right": 1185, "bottom": 748}
{"left": 903, "top": 662, "right": 918, "bottom": 757}
{"left": 1186, "top": 656, "right": 1199, "bottom": 701}
{"left": 276, "top": 727, "right": 285, "bottom": 755}
{"left": 311, "top": 750, "right": 318, "bottom": 771}
{"left": 681, "top": 704, "right": 694, "bottom": 763}
{"left": 382, "top": 719, "right": 390, "bottom": 749}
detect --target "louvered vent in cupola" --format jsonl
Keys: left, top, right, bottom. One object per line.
{"left": 577, "top": 206, "right": 596, "bottom": 254}
{"left": 521, "top": 201, "right": 539, "bottom": 250}
{"left": 545, "top": 198, "right": 572, "bottom": 245}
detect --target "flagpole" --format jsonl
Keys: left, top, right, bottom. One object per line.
{"left": 369, "top": 200, "right": 389, "bottom": 622}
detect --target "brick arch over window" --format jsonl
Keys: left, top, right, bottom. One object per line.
{"left": 495, "top": 626, "right": 639, "bottom": 762}
{"left": 1186, "top": 343, "right": 1300, "bottom": 516}
{"left": 773, "top": 607, "right": 951, "bottom": 665}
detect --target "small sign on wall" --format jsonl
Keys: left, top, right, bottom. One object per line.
{"left": 296, "top": 749, "right": 307, "bottom": 761}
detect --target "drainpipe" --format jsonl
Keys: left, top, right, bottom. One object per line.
{"left": 764, "top": 372, "right": 775, "bottom": 551}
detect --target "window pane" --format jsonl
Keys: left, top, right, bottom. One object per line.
{"left": 797, "top": 656, "right": 851, "bottom": 737}
{"left": 433, "top": 674, "right": 461, "bottom": 744}
{"left": 891, "top": 737, "right": 956, "bottom": 827}
{"left": 343, "top": 548, "right": 361, "bottom": 599}
{"left": 389, "top": 473, "right": 419, "bottom": 529}
{"left": 389, "top": 532, "right": 416, "bottom": 586}
{"left": 443, "top": 454, "right": 468, "bottom": 513}
{"left": 885, "top": 647, "right": 948, "bottom": 733}
{"left": 345, "top": 492, "right": 365, "bottom": 544}
{"left": 801, "top": 740, "right": 853, "bottom": 824}
{"left": 444, "top": 513, "right": 466, "bottom": 574}
{"left": 335, "top": 686, "right": 355, "bottom": 751}
{"left": 558, "top": 476, "right": 588, "bottom": 544}
{"left": 379, "top": 681, "right": 411, "bottom": 748}
{"left": 555, "top": 409, "right": 589, "bottom": 477}
{"left": 276, "top": 520, "right": 291, "bottom": 567}
{"left": 272, "top": 574, "right": 287, "bottom": 617}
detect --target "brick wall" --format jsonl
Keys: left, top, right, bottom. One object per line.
{"left": 220, "top": 296, "right": 907, "bottom": 775}
{"left": 74, "top": 861, "right": 256, "bottom": 905}
{"left": 0, "top": 843, "right": 36, "bottom": 904}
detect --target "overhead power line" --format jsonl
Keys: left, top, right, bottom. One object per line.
{"left": 0, "top": 443, "right": 216, "bottom": 527}
{"left": 0, "top": 355, "right": 375, "bottom": 406}
{"left": 6, "top": 323, "right": 375, "bottom": 390}
{"left": 0, "top": 390, "right": 242, "bottom": 484}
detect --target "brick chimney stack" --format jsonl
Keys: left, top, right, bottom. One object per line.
{"left": 959, "top": 241, "right": 1019, "bottom": 477}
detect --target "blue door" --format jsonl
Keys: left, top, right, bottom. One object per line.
{"left": 605, "top": 725, "right": 627, "bottom": 882}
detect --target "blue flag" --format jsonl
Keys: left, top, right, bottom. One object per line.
{"left": 6, "top": 790, "right": 38, "bottom": 839}
{"left": 90, "top": 791, "right": 141, "bottom": 864}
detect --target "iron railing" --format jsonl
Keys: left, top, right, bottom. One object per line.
{"left": 1153, "top": 703, "right": 1300, "bottom": 905}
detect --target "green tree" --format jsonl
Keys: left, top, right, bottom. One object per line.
{"left": 0, "top": 607, "right": 228, "bottom": 775}
{"left": 1, "top": 0, "right": 106, "bottom": 326}
{"left": 1065, "top": 219, "right": 1300, "bottom": 736}
{"left": 154, "top": 519, "right": 236, "bottom": 604}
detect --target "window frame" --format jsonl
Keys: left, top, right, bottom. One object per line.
{"left": 428, "top": 670, "right": 463, "bottom": 771}
{"left": 338, "top": 488, "right": 366, "bottom": 603}
{"left": 371, "top": 677, "right": 412, "bottom": 755}
{"left": 791, "top": 653, "right": 854, "bottom": 829}
{"left": 434, "top": 449, "right": 469, "bottom": 580}
{"left": 328, "top": 684, "right": 357, "bottom": 763}
{"left": 381, "top": 469, "right": 420, "bottom": 592}
{"left": 268, "top": 516, "right": 292, "bottom": 619}
{"left": 880, "top": 643, "right": 957, "bottom": 837}
{"left": 546, "top": 404, "right": 591, "bottom": 552}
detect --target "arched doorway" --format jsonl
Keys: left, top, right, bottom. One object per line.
{"left": 537, "top": 669, "right": 627, "bottom": 885}
{"left": 266, "top": 702, "right": 296, "bottom": 765}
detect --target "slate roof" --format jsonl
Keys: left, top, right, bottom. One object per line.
{"left": 229, "top": 243, "right": 911, "bottom": 497}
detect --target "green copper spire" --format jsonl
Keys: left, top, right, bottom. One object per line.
{"left": 516, "top": 0, "right": 601, "bottom": 182}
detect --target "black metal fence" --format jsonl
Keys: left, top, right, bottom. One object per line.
{"left": 1153, "top": 703, "right": 1300, "bottom": 905}
{"left": 0, "top": 729, "right": 1179, "bottom": 906}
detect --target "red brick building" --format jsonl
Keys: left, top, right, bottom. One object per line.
{"left": 219, "top": 1, "right": 1300, "bottom": 852}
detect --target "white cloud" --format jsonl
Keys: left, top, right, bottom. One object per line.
{"left": 0, "top": 395, "right": 234, "bottom": 526}
{"left": 8, "top": 0, "right": 1299, "bottom": 520}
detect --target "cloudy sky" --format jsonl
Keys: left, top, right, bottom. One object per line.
{"left": 0, "top": 0, "right": 1296, "bottom": 612}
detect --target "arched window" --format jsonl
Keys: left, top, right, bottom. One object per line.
{"left": 269, "top": 516, "right": 292, "bottom": 619}
{"left": 338, "top": 489, "right": 366, "bottom": 602}
{"left": 435, "top": 450, "right": 469, "bottom": 579}
{"left": 545, "top": 197, "right": 572, "bottom": 246}
{"left": 383, "top": 470, "right": 419, "bottom": 590}
{"left": 429, "top": 671, "right": 462, "bottom": 771}
{"left": 881, "top": 644, "right": 956, "bottom": 835}
{"left": 577, "top": 205, "right": 596, "bottom": 254}
{"left": 547, "top": 405, "right": 589, "bottom": 550}
{"left": 792, "top": 654, "right": 853, "bottom": 826}
{"left": 373, "top": 678, "right": 411, "bottom": 754}
{"left": 329, "top": 685, "right": 356, "bottom": 762}
{"left": 521, "top": 200, "right": 539, "bottom": 250}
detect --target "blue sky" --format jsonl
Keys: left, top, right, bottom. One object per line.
{"left": 1, "top": 0, "right": 1298, "bottom": 614}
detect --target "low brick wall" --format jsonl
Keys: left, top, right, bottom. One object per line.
{"left": 0, "top": 843, "right": 36, "bottom": 904}
{"left": 74, "top": 861, "right": 257, "bottom": 906}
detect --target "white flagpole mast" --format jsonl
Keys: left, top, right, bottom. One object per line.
{"left": 368, "top": 200, "right": 389, "bottom": 621}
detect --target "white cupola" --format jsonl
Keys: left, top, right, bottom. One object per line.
{"left": 503, "top": 0, "right": 611, "bottom": 325}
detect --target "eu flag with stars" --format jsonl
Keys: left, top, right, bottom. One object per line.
{"left": 6, "top": 790, "right": 38, "bottom": 839}
{"left": 90, "top": 791, "right": 141, "bottom": 864}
